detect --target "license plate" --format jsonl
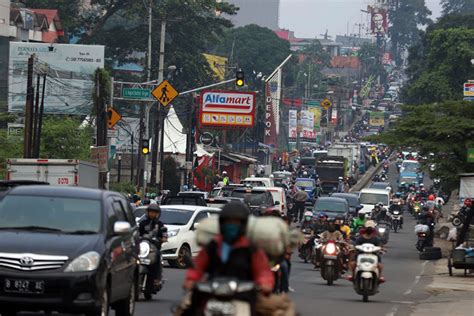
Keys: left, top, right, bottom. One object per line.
{"left": 206, "top": 300, "right": 235, "bottom": 314}
{"left": 4, "top": 279, "right": 44, "bottom": 294}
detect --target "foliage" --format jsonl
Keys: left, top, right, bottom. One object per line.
{"left": 403, "top": 26, "right": 474, "bottom": 104}
{"left": 377, "top": 101, "right": 474, "bottom": 191}
{"left": 441, "top": 0, "right": 474, "bottom": 16}
{"left": 213, "top": 24, "right": 291, "bottom": 90}
{"left": 357, "top": 43, "right": 387, "bottom": 82}
{"left": 0, "top": 113, "right": 18, "bottom": 129}
{"left": 109, "top": 181, "right": 136, "bottom": 195}
{"left": 162, "top": 156, "right": 181, "bottom": 195}
{"left": 388, "top": 0, "right": 432, "bottom": 65}
{"left": 0, "top": 130, "right": 23, "bottom": 179}
{"left": 40, "top": 116, "right": 94, "bottom": 160}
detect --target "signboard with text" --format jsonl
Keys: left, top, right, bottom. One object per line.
{"left": 200, "top": 90, "right": 256, "bottom": 128}
{"left": 464, "top": 82, "right": 474, "bottom": 97}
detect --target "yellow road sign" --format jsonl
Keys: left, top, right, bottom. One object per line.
{"left": 107, "top": 107, "right": 122, "bottom": 129}
{"left": 151, "top": 79, "right": 179, "bottom": 106}
{"left": 320, "top": 98, "right": 332, "bottom": 110}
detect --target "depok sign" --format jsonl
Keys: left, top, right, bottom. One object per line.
{"left": 200, "top": 90, "right": 255, "bottom": 128}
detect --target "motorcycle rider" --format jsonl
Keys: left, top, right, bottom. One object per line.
{"left": 348, "top": 220, "right": 385, "bottom": 282}
{"left": 319, "top": 218, "right": 346, "bottom": 270}
{"left": 313, "top": 212, "right": 329, "bottom": 234}
{"left": 335, "top": 215, "right": 351, "bottom": 240}
{"left": 301, "top": 211, "right": 315, "bottom": 230}
{"left": 139, "top": 204, "right": 168, "bottom": 289}
{"left": 372, "top": 203, "right": 389, "bottom": 224}
{"left": 337, "top": 177, "right": 345, "bottom": 193}
{"left": 183, "top": 202, "right": 274, "bottom": 295}
{"left": 351, "top": 211, "right": 366, "bottom": 234}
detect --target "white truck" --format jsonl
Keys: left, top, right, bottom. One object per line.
{"left": 6, "top": 159, "right": 99, "bottom": 188}
{"left": 327, "top": 143, "right": 360, "bottom": 179}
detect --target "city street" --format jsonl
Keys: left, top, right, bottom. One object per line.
{"left": 134, "top": 164, "right": 434, "bottom": 316}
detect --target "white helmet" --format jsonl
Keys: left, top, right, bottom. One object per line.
{"left": 304, "top": 211, "right": 313, "bottom": 218}
{"left": 222, "top": 171, "right": 227, "bottom": 175}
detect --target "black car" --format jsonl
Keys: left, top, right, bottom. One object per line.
{"left": 231, "top": 188, "right": 277, "bottom": 215}
{"left": 330, "top": 193, "right": 362, "bottom": 216}
{"left": 0, "top": 186, "right": 139, "bottom": 316}
{"left": 313, "top": 197, "right": 350, "bottom": 219}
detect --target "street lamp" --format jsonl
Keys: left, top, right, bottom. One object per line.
{"left": 117, "top": 153, "right": 122, "bottom": 183}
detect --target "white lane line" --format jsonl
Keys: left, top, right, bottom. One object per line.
{"left": 403, "top": 289, "right": 412, "bottom": 295}
{"left": 404, "top": 260, "right": 428, "bottom": 295}
{"left": 386, "top": 305, "right": 399, "bottom": 316}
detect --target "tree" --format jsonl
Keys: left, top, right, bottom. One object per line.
{"left": 376, "top": 101, "right": 474, "bottom": 191}
{"left": 403, "top": 26, "right": 474, "bottom": 104}
{"left": 213, "top": 24, "right": 291, "bottom": 89}
{"left": 388, "top": 0, "right": 432, "bottom": 65}
{"left": 357, "top": 43, "right": 387, "bottom": 82}
{"left": 441, "top": 0, "right": 474, "bottom": 15}
{"left": 162, "top": 157, "right": 180, "bottom": 195}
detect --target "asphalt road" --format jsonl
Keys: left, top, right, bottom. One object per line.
{"left": 134, "top": 163, "right": 434, "bottom": 316}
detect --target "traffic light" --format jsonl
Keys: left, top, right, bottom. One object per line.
{"left": 141, "top": 139, "right": 150, "bottom": 155}
{"left": 235, "top": 69, "right": 244, "bottom": 87}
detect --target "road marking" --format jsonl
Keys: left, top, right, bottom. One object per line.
{"left": 391, "top": 301, "right": 415, "bottom": 304}
{"left": 386, "top": 305, "right": 399, "bottom": 316}
{"left": 404, "top": 260, "right": 428, "bottom": 295}
{"left": 403, "top": 289, "right": 412, "bottom": 295}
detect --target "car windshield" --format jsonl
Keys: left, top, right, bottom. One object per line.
{"left": 333, "top": 194, "right": 358, "bottom": 207}
{"left": 0, "top": 195, "right": 102, "bottom": 233}
{"left": 314, "top": 200, "right": 346, "bottom": 213}
{"left": 402, "top": 163, "right": 419, "bottom": 172}
{"left": 295, "top": 181, "right": 314, "bottom": 188}
{"left": 242, "top": 180, "right": 266, "bottom": 187}
{"left": 231, "top": 191, "right": 268, "bottom": 205}
{"left": 209, "top": 189, "right": 220, "bottom": 198}
{"left": 160, "top": 209, "right": 194, "bottom": 225}
{"left": 399, "top": 177, "right": 418, "bottom": 184}
{"left": 359, "top": 193, "right": 389, "bottom": 206}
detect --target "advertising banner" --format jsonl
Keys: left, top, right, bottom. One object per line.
{"left": 370, "top": 7, "right": 388, "bottom": 35}
{"left": 288, "top": 109, "right": 297, "bottom": 142}
{"left": 263, "top": 68, "right": 282, "bottom": 148}
{"left": 8, "top": 42, "right": 104, "bottom": 114}
{"left": 203, "top": 53, "right": 227, "bottom": 80}
{"left": 369, "top": 111, "right": 385, "bottom": 126}
{"left": 300, "top": 110, "right": 316, "bottom": 140}
{"left": 308, "top": 106, "right": 321, "bottom": 130}
{"left": 200, "top": 90, "right": 256, "bottom": 128}
{"left": 331, "top": 109, "right": 338, "bottom": 125}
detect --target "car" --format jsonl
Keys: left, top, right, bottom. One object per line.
{"left": 206, "top": 197, "right": 245, "bottom": 209}
{"left": 178, "top": 191, "right": 209, "bottom": 200}
{"left": 161, "top": 195, "right": 207, "bottom": 206}
{"left": 272, "top": 171, "right": 293, "bottom": 186}
{"left": 398, "top": 171, "right": 420, "bottom": 188}
{"left": 313, "top": 197, "right": 349, "bottom": 219}
{"left": 358, "top": 188, "right": 391, "bottom": 215}
{"left": 0, "top": 185, "right": 139, "bottom": 316}
{"left": 209, "top": 184, "right": 248, "bottom": 198}
{"left": 330, "top": 193, "right": 361, "bottom": 216}
{"left": 400, "top": 160, "right": 420, "bottom": 173}
{"left": 231, "top": 187, "right": 277, "bottom": 216}
{"left": 0, "top": 180, "right": 49, "bottom": 200}
{"left": 241, "top": 177, "right": 274, "bottom": 187}
{"left": 254, "top": 187, "right": 287, "bottom": 215}
{"left": 158, "top": 205, "right": 220, "bottom": 269}
{"left": 294, "top": 178, "right": 316, "bottom": 203}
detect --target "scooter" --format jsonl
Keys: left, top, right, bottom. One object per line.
{"left": 138, "top": 226, "right": 167, "bottom": 300}
{"left": 377, "top": 222, "right": 390, "bottom": 245}
{"left": 415, "top": 223, "right": 432, "bottom": 252}
{"left": 299, "top": 228, "right": 314, "bottom": 263}
{"left": 320, "top": 240, "right": 342, "bottom": 285}
{"left": 193, "top": 278, "right": 256, "bottom": 316}
{"left": 390, "top": 210, "right": 402, "bottom": 233}
{"left": 353, "top": 243, "right": 383, "bottom": 302}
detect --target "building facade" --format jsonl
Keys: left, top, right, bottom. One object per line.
{"left": 225, "top": 0, "right": 280, "bottom": 30}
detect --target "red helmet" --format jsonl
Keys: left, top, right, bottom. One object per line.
{"left": 464, "top": 198, "right": 472, "bottom": 207}
{"left": 428, "top": 194, "right": 435, "bottom": 201}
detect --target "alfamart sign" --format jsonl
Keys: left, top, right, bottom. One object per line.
{"left": 200, "top": 90, "right": 256, "bottom": 128}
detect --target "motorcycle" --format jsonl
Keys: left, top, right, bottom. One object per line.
{"left": 390, "top": 210, "right": 402, "bottom": 233}
{"left": 299, "top": 228, "right": 314, "bottom": 263}
{"left": 320, "top": 240, "right": 341, "bottom": 285}
{"left": 377, "top": 222, "right": 390, "bottom": 245}
{"left": 412, "top": 202, "right": 422, "bottom": 218}
{"left": 138, "top": 226, "right": 167, "bottom": 300}
{"left": 193, "top": 278, "right": 256, "bottom": 316}
{"left": 414, "top": 223, "right": 432, "bottom": 252}
{"left": 353, "top": 243, "right": 383, "bottom": 302}
{"left": 450, "top": 206, "right": 469, "bottom": 227}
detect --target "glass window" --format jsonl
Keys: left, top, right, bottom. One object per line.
{"left": 0, "top": 195, "right": 102, "bottom": 233}
{"left": 359, "top": 193, "right": 389, "bottom": 206}
{"left": 231, "top": 191, "right": 268, "bottom": 205}
{"left": 314, "top": 200, "right": 346, "bottom": 213}
{"left": 295, "top": 180, "right": 315, "bottom": 188}
{"left": 193, "top": 211, "right": 208, "bottom": 224}
{"left": 160, "top": 209, "right": 194, "bottom": 225}
{"left": 113, "top": 201, "right": 127, "bottom": 221}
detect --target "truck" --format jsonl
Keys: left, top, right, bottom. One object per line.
{"left": 315, "top": 156, "right": 345, "bottom": 192}
{"left": 6, "top": 159, "right": 99, "bottom": 188}
{"left": 327, "top": 143, "right": 360, "bottom": 179}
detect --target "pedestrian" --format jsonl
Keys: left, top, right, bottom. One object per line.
{"left": 292, "top": 189, "right": 308, "bottom": 222}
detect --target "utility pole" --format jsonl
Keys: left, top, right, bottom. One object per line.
{"left": 23, "top": 54, "right": 35, "bottom": 158}
{"left": 33, "top": 73, "right": 46, "bottom": 158}
{"left": 157, "top": 19, "right": 167, "bottom": 191}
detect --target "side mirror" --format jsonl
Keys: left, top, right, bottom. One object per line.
{"left": 275, "top": 201, "right": 280, "bottom": 206}
{"left": 114, "top": 221, "right": 131, "bottom": 235}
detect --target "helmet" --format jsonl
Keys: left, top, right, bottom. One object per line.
{"left": 304, "top": 211, "right": 313, "bottom": 217}
{"left": 222, "top": 171, "right": 228, "bottom": 175}
{"left": 318, "top": 212, "right": 328, "bottom": 219}
{"left": 327, "top": 218, "right": 336, "bottom": 224}
{"left": 219, "top": 202, "right": 249, "bottom": 224}
{"left": 147, "top": 204, "right": 161, "bottom": 213}
{"left": 335, "top": 214, "right": 344, "bottom": 221}
{"left": 464, "top": 198, "right": 472, "bottom": 207}
{"left": 143, "top": 198, "right": 151, "bottom": 206}
{"left": 377, "top": 202, "right": 384, "bottom": 207}
{"left": 364, "top": 220, "right": 376, "bottom": 228}
{"left": 428, "top": 194, "right": 435, "bottom": 201}
{"left": 338, "top": 176, "right": 343, "bottom": 181}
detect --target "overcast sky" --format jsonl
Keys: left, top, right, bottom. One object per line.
{"left": 279, "top": 0, "right": 443, "bottom": 39}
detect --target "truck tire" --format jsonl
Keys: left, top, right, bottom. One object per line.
{"left": 420, "top": 250, "right": 442, "bottom": 260}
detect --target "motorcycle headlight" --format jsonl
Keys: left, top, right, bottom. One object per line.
{"left": 325, "top": 243, "right": 337, "bottom": 255}
{"left": 167, "top": 229, "right": 180, "bottom": 238}
{"left": 64, "top": 251, "right": 100, "bottom": 272}
{"left": 378, "top": 228, "right": 386, "bottom": 233}
{"left": 393, "top": 211, "right": 400, "bottom": 215}
{"left": 139, "top": 241, "right": 151, "bottom": 258}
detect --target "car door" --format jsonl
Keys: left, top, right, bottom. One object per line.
{"left": 189, "top": 211, "right": 209, "bottom": 255}
{"left": 106, "top": 197, "right": 130, "bottom": 300}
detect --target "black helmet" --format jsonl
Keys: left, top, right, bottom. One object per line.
{"left": 147, "top": 204, "right": 161, "bottom": 212}
{"left": 327, "top": 218, "right": 336, "bottom": 224}
{"left": 335, "top": 215, "right": 344, "bottom": 221}
{"left": 219, "top": 202, "right": 249, "bottom": 224}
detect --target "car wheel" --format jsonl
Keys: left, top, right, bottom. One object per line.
{"left": 86, "top": 287, "right": 109, "bottom": 316}
{"left": 170, "top": 245, "right": 191, "bottom": 269}
{"left": 114, "top": 280, "right": 136, "bottom": 316}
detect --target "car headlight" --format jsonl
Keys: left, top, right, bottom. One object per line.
{"left": 139, "top": 241, "right": 151, "bottom": 258}
{"left": 167, "top": 229, "right": 180, "bottom": 238}
{"left": 64, "top": 251, "right": 100, "bottom": 272}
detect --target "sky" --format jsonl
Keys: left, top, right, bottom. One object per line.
{"left": 279, "top": 0, "right": 443, "bottom": 39}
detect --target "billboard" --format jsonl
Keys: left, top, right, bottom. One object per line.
{"left": 8, "top": 42, "right": 105, "bottom": 115}
{"left": 369, "top": 111, "right": 385, "bottom": 126}
{"left": 200, "top": 90, "right": 256, "bottom": 128}
{"left": 203, "top": 53, "right": 227, "bottom": 81}
{"left": 300, "top": 110, "right": 316, "bottom": 141}
{"left": 288, "top": 109, "right": 297, "bottom": 142}
{"left": 370, "top": 7, "right": 388, "bottom": 35}
{"left": 308, "top": 106, "right": 321, "bottom": 130}
{"left": 263, "top": 70, "right": 281, "bottom": 148}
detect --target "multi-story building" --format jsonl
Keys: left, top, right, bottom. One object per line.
{"left": 0, "top": 0, "right": 10, "bottom": 111}
{"left": 224, "top": 0, "right": 280, "bottom": 30}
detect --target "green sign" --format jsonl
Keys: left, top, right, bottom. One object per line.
{"left": 122, "top": 88, "right": 151, "bottom": 99}
{"left": 467, "top": 148, "right": 474, "bottom": 163}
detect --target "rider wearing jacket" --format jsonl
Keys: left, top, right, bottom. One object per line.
{"left": 351, "top": 212, "right": 366, "bottom": 233}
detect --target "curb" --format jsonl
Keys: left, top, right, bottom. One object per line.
{"left": 349, "top": 163, "right": 383, "bottom": 192}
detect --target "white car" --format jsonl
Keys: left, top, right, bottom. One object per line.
{"left": 241, "top": 177, "right": 274, "bottom": 187}
{"left": 358, "top": 188, "right": 391, "bottom": 215}
{"left": 159, "top": 205, "right": 221, "bottom": 268}
{"left": 254, "top": 186, "right": 287, "bottom": 215}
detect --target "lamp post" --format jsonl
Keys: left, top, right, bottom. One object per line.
{"left": 117, "top": 153, "right": 122, "bottom": 183}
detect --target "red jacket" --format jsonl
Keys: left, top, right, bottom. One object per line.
{"left": 186, "top": 235, "right": 275, "bottom": 289}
